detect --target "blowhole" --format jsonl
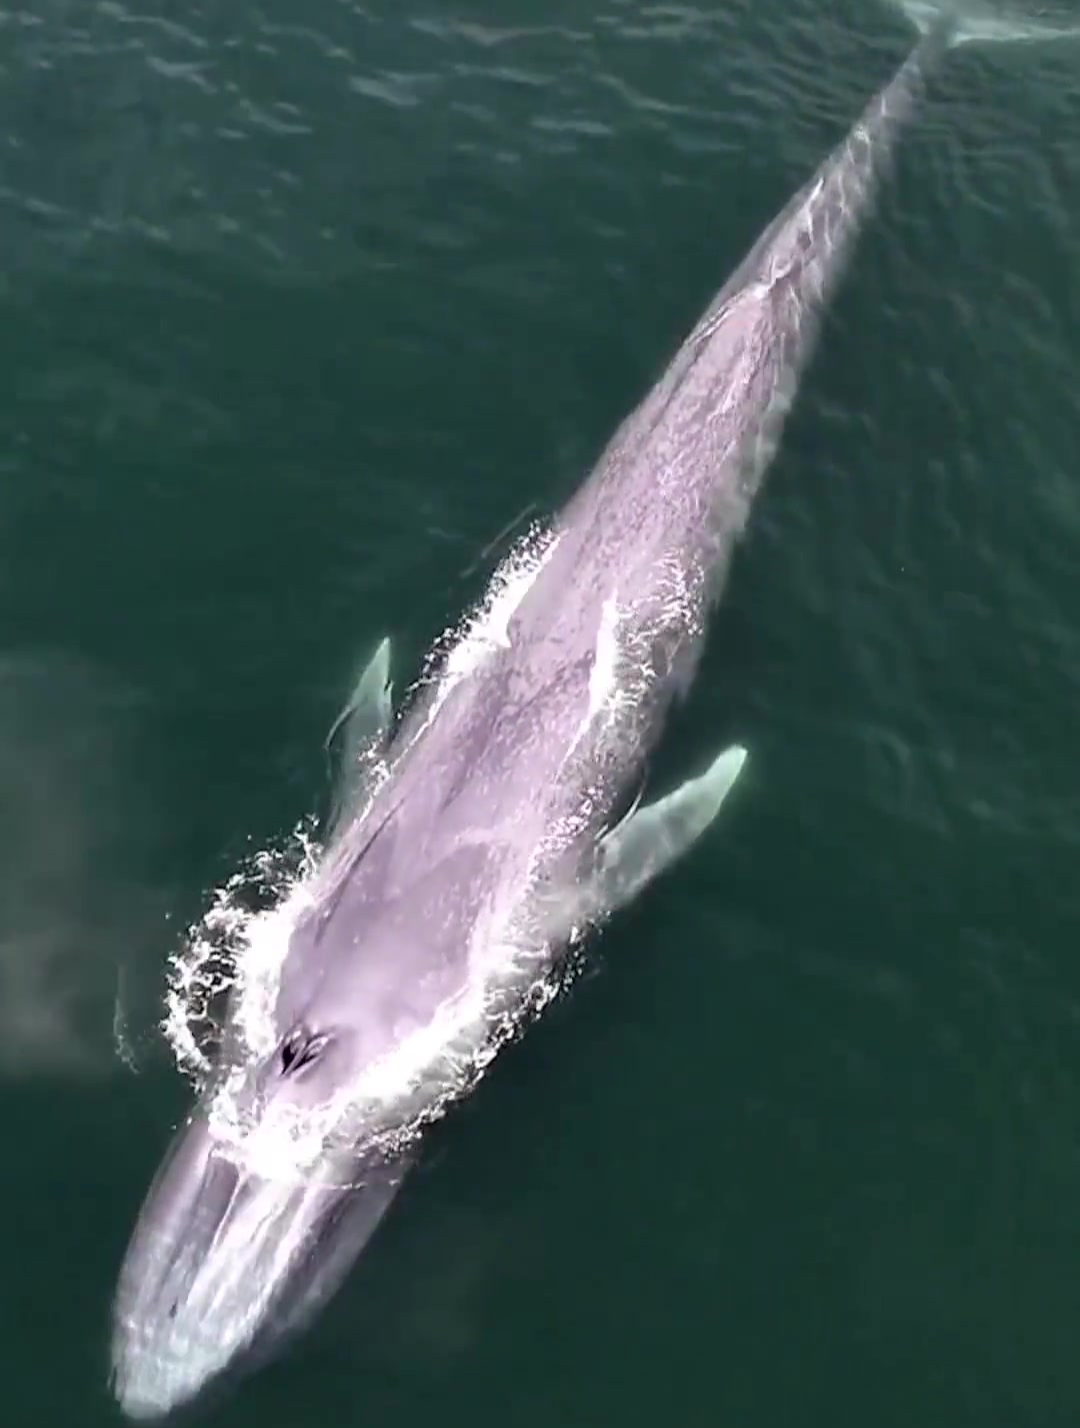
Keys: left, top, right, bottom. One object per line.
{"left": 280, "top": 1026, "right": 328, "bottom": 1075}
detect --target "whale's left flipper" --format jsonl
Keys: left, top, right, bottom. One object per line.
{"left": 593, "top": 743, "right": 748, "bottom": 915}
{"left": 542, "top": 744, "right": 748, "bottom": 942}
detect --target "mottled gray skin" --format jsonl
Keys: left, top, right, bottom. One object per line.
{"left": 111, "top": 23, "right": 950, "bottom": 1421}
{"left": 277, "top": 20, "right": 948, "bottom": 1044}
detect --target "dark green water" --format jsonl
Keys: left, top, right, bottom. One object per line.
{"left": 3, "top": 0, "right": 1080, "bottom": 1423}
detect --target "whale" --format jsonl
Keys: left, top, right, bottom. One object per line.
{"left": 110, "top": 6, "right": 1037, "bottom": 1419}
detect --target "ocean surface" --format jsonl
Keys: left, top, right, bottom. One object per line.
{"left": 2, "top": 0, "right": 1079, "bottom": 1423}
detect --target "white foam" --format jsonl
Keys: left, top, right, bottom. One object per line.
{"left": 160, "top": 524, "right": 577, "bottom": 1175}
{"left": 161, "top": 821, "right": 321, "bottom": 1085}
{"left": 588, "top": 593, "right": 622, "bottom": 720}
{"left": 444, "top": 524, "right": 560, "bottom": 677}
{"left": 200, "top": 844, "right": 574, "bottom": 1179}
{"left": 425, "top": 522, "right": 560, "bottom": 708}
{"left": 161, "top": 518, "right": 701, "bottom": 1185}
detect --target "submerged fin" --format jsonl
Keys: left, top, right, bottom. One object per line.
{"left": 592, "top": 743, "right": 748, "bottom": 915}
{"left": 540, "top": 743, "right": 749, "bottom": 944}
{"left": 325, "top": 637, "right": 393, "bottom": 756}
{"left": 325, "top": 637, "right": 394, "bottom": 836}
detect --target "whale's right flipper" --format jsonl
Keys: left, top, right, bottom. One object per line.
{"left": 325, "top": 636, "right": 394, "bottom": 836}
{"left": 326, "top": 635, "right": 393, "bottom": 760}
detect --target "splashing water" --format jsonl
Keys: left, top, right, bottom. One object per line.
{"left": 158, "top": 507, "right": 683, "bottom": 1185}
{"left": 404, "top": 521, "right": 561, "bottom": 742}
{"left": 161, "top": 820, "right": 323, "bottom": 1088}
{"left": 158, "top": 518, "right": 595, "bottom": 1179}
{"left": 190, "top": 812, "right": 588, "bottom": 1181}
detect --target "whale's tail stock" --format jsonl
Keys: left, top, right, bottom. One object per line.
{"left": 888, "top": 0, "right": 1080, "bottom": 44}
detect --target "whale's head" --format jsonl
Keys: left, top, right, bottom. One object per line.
{"left": 109, "top": 1022, "right": 412, "bottom": 1421}
{"left": 110, "top": 806, "right": 485, "bottom": 1419}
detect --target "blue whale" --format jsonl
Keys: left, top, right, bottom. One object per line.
{"left": 110, "top": 8, "right": 1026, "bottom": 1418}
